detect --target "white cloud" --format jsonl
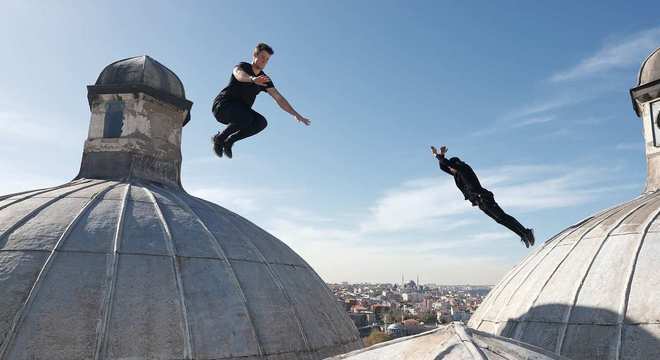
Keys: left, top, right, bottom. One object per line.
{"left": 511, "top": 115, "right": 556, "bottom": 128}
{"left": 471, "top": 93, "right": 594, "bottom": 137}
{"left": 550, "top": 26, "right": 660, "bottom": 82}
{"left": 358, "top": 177, "right": 470, "bottom": 234}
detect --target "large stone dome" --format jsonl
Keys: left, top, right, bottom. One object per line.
{"left": 0, "top": 57, "right": 361, "bottom": 359}
{"left": 467, "top": 191, "right": 660, "bottom": 359}
{"left": 0, "top": 179, "right": 361, "bottom": 359}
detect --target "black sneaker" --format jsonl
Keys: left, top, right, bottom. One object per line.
{"left": 211, "top": 135, "right": 223, "bottom": 158}
{"left": 223, "top": 141, "right": 233, "bottom": 159}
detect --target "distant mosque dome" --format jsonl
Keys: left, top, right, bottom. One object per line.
{"left": 0, "top": 56, "right": 361, "bottom": 359}
{"left": 468, "top": 47, "right": 660, "bottom": 360}
{"left": 387, "top": 323, "right": 403, "bottom": 331}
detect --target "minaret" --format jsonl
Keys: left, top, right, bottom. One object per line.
{"left": 77, "top": 55, "right": 193, "bottom": 188}
{"left": 630, "top": 47, "right": 660, "bottom": 193}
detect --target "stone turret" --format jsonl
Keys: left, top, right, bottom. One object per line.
{"left": 630, "top": 47, "right": 660, "bottom": 193}
{"left": 77, "top": 55, "right": 193, "bottom": 187}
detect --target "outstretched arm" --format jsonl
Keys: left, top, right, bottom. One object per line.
{"left": 266, "top": 87, "right": 311, "bottom": 125}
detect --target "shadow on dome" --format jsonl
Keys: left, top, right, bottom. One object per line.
{"left": 490, "top": 303, "right": 660, "bottom": 360}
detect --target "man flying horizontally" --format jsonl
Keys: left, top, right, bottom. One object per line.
{"left": 211, "top": 43, "right": 311, "bottom": 158}
{"left": 431, "top": 145, "right": 535, "bottom": 248}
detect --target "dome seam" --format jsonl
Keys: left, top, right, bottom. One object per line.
{"left": 0, "top": 180, "right": 110, "bottom": 247}
{"left": 94, "top": 183, "right": 131, "bottom": 360}
{"left": 143, "top": 185, "right": 193, "bottom": 359}
{"left": 509, "top": 196, "right": 653, "bottom": 341}
{"left": 490, "top": 223, "right": 586, "bottom": 335}
{"left": 556, "top": 198, "right": 653, "bottom": 355}
{"left": 157, "top": 185, "right": 265, "bottom": 358}
{"left": 0, "top": 181, "right": 118, "bottom": 359}
{"left": 191, "top": 196, "right": 315, "bottom": 354}
{"left": 474, "top": 226, "right": 578, "bottom": 331}
{"left": 0, "top": 178, "right": 95, "bottom": 213}
{"left": 615, "top": 196, "right": 660, "bottom": 358}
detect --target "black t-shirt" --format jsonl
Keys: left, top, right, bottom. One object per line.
{"left": 214, "top": 62, "right": 275, "bottom": 108}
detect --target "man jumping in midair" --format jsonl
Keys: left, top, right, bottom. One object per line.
{"left": 211, "top": 43, "right": 311, "bottom": 158}
{"left": 431, "top": 145, "right": 535, "bottom": 248}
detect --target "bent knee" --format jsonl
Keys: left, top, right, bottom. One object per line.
{"left": 254, "top": 113, "right": 268, "bottom": 131}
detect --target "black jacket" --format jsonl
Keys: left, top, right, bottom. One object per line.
{"left": 436, "top": 154, "right": 488, "bottom": 203}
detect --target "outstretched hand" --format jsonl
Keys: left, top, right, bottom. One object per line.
{"left": 431, "top": 146, "right": 438, "bottom": 156}
{"left": 296, "top": 115, "right": 311, "bottom": 126}
{"left": 440, "top": 145, "right": 447, "bottom": 155}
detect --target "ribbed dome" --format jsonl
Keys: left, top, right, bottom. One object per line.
{"left": 96, "top": 55, "right": 186, "bottom": 98}
{"left": 637, "top": 48, "right": 660, "bottom": 87}
{"left": 0, "top": 179, "right": 361, "bottom": 359}
{"left": 88, "top": 55, "right": 192, "bottom": 125}
{"left": 468, "top": 191, "right": 660, "bottom": 359}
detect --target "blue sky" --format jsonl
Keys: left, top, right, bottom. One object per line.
{"left": 1, "top": 1, "right": 658, "bottom": 284}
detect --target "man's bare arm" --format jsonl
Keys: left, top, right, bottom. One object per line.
{"left": 266, "top": 87, "right": 311, "bottom": 125}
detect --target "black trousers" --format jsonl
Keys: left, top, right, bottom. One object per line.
{"left": 213, "top": 100, "right": 268, "bottom": 145}
{"left": 475, "top": 191, "right": 527, "bottom": 238}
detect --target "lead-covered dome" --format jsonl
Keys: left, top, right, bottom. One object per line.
{"left": 468, "top": 191, "right": 660, "bottom": 359}
{"left": 88, "top": 55, "right": 192, "bottom": 125}
{"left": 0, "top": 179, "right": 361, "bottom": 359}
{"left": 637, "top": 47, "right": 660, "bottom": 87}
{"left": 95, "top": 55, "right": 186, "bottom": 98}
{"left": 630, "top": 47, "right": 660, "bottom": 117}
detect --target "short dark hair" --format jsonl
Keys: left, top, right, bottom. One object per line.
{"left": 254, "top": 43, "right": 274, "bottom": 56}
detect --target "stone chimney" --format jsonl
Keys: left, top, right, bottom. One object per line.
{"left": 631, "top": 47, "right": 660, "bottom": 193}
{"left": 76, "top": 55, "right": 193, "bottom": 187}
